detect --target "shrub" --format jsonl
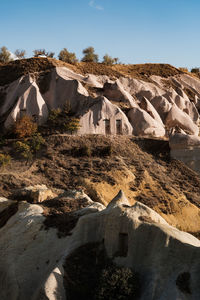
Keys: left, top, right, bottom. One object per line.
{"left": 64, "top": 117, "right": 81, "bottom": 134}
{"left": 15, "top": 49, "right": 26, "bottom": 59}
{"left": 48, "top": 108, "right": 62, "bottom": 124}
{"left": 0, "top": 153, "right": 11, "bottom": 168}
{"left": 81, "top": 47, "right": 98, "bottom": 62}
{"left": 0, "top": 46, "right": 12, "bottom": 63}
{"left": 15, "top": 141, "right": 33, "bottom": 160}
{"left": 102, "top": 54, "right": 118, "bottom": 65}
{"left": 73, "top": 145, "right": 91, "bottom": 157}
{"left": 58, "top": 48, "right": 78, "bottom": 64}
{"left": 191, "top": 67, "right": 200, "bottom": 74}
{"left": 48, "top": 107, "right": 80, "bottom": 134}
{"left": 95, "top": 265, "right": 140, "bottom": 300}
{"left": 29, "top": 133, "right": 45, "bottom": 153}
{"left": 179, "top": 67, "right": 188, "bottom": 72}
{"left": 33, "top": 49, "right": 54, "bottom": 58}
{"left": 14, "top": 115, "right": 37, "bottom": 138}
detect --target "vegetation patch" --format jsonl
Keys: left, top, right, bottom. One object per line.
{"left": 63, "top": 242, "right": 140, "bottom": 300}
{"left": 0, "top": 153, "right": 11, "bottom": 168}
{"left": 14, "top": 115, "right": 37, "bottom": 139}
{"left": 41, "top": 195, "right": 89, "bottom": 237}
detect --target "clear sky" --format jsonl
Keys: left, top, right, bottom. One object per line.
{"left": 0, "top": 0, "right": 200, "bottom": 68}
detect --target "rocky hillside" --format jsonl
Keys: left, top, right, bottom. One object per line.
{"left": 1, "top": 59, "right": 200, "bottom": 299}
{"left": 0, "top": 135, "right": 200, "bottom": 236}
{"left": 1, "top": 57, "right": 200, "bottom": 137}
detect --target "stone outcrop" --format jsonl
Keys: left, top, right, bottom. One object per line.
{"left": 0, "top": 190, "right": 200, "bottom": 300}
{"left": 165, "top": 105, "right": 199, "bottom": 135}
{"left": 79, "top": 96, "right": 133, "bottom": 135}
{"left": 170, "top": 133, "right": 200, "bottom": 174}
{"left": 1, "top": 62, "right": 200, "bottom": 138}
{"left": 12, "top": 184, "right": 56, "bottom": 203}
{"left": 128, "top": 106, "right": 165, "bottom": 137}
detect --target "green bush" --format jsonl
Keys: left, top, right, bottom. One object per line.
{"left": 48, "top": 108, "right": 62, "bottom": 125}
{"left": 15, "top": 141, "right": 33, "bottom": 160}
{"left": 64, "top": 117, "right": 80, "bottom": 134}
{"left": 102, "top": 54, "right": 118, "bottom": 65}
{"left": 95, "top": 265, "right": 140, "bottom": 300}
{"left": 0, "top": 153, "right": 11, "bottom": 168}
{"left": 47, "top": 107, "right": 80, "bottom": 134}
{"left": 58, "top": 48, "right": 78, "bottom": 64}
{"left": 15, "top": 133, "right": 45, "bottom": 160}
{"left": 191, "top": 67, "right": 200, "bottom": 74}
{"left": 29, "top": 133, "right": 45, "bottom": 153}
{"left": 81, "top": 47, "right": 98, "bottom": 62}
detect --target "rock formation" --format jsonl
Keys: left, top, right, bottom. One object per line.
{"left": 1, "top": 59, "right": 200, "bottom": 138}
{"left": 0, "top": 190, "right": 200, "bottom": 300}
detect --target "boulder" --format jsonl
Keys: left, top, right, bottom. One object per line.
{"left": 4, "top": 81, "right": 49, "bottom": 128}
{"left": 139, "top": 96, "right": 164, "bottom": 125}
{"left": 169, "top": 132, "right": 200, "bottom": 150}
{"left": 169, "top": 133, "right": 200, "bottom": 174}
{"left": 103, "top": 79, "right": 136, "bottom": 107}
{"left": 165, "top": 105, "right": 199, "bottom": 135}
{"left": 128, "top": 107, "right": 165, "bottom": 137}
{"left": 12, "top": 185, "right": 56, "bottom": 203}
{"left": 150, "top": 96, "right": 172, "bottom": 122}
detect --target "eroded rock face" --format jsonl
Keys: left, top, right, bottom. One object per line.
{"left": 170, "top": 133, "right": 200, "bottom": 174}
{"left": 0, "top": 190, "right": 199, "bottom": 300}
{"left": 128, "top": 106, "right": 165, "bottom": 137}
{"left": 12, "top": 185, "right": 56, "bottom": 203}
{"left": 1, "top": 63, "right": 200, "bottom": 138}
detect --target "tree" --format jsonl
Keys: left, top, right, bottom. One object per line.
{"left": 58, "top": 48, "right": 78, "bottom": 64}
{"left": 0, "top": 46, "right": 12, "bottom": 63}
{"left": 102, "top": 54, "right": 119, "bottom": 65}
{"left": 33, "top": 49, "right": 54, "bottom": 58}
{"left": 81, "top": 46, "right": 98, "bottom": 62}
{"left": 15, "top": 49, "right": 26, "bottom": 59}
{"left": 191, "top": 67, "right": 200, "bottom": 74}
{"left": 14, "top": 115, "right": 38, "bottom": 138}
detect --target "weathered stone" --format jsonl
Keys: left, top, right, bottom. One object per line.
{"left": 13, "top": 184, "right": 56, "bottom": 203}
{"left": 0, "top": 191, "right": 200, "bottom": 299}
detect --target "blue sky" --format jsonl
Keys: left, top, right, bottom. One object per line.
{"left": 0, "top": 0, "right": 200, "bottom": 68}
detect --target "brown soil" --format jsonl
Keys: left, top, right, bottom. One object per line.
{"left": 42, "top": 195, "right": 89, "bottom": 237}
{"left": 0, "top": 135, "right": 200, "bottom": 237}
{"left": 0, "top": 57, "right": 184, "bottom": 86}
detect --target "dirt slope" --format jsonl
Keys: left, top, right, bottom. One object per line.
{"left": 0, "top": 135, "right": 200, "bottom": 237}
{"left": 0, "top": 57, "right": 184, "bottom": 86}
